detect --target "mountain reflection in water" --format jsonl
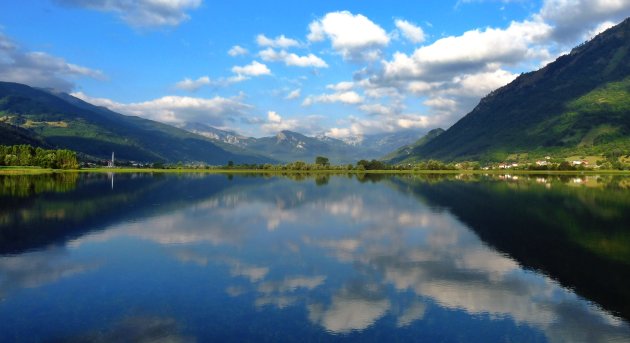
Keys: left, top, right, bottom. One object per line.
{"left": 0, "top": 172, "right": 629, "bottom": 342}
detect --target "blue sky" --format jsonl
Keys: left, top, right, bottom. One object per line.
{"left": 1, "top": 0, "right": 629, "bottom": 139}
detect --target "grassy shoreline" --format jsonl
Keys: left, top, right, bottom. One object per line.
{"left": 2, "top": 166, "right": 630, "bottom": 175}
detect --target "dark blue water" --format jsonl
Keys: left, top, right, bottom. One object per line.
{"left": 1, "top": 172, "right": 629, "bottom": 342}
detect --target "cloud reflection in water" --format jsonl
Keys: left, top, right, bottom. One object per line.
{"left": 15, "top": 175, "right": 630, "bottom": 342}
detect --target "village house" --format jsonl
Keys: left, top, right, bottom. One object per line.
{"left": 571, "top": 160, "right": 589, "bottom": 166}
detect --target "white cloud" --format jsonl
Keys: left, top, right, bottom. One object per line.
{"left": 260, "top": 111, "right": 323, "bottom": 134}
{"left": 539, "top": 0, "right": 630, "bottom": 42}
{"left": 395, "top": 19, "right": 426, "bottom": 43}
{"left": 326, "top": 113, "right": 434, "bottom": 138}
{"left": 423, "top": 97, "right": 458, "bottom": 111}
{"left": 0, "top": 32, "right": 104, "bottom": 91}
{"left": 326, "top": 81, "right": 354, "bottom": 92}
{"left": 228, "top": 45, "right": 248, "bottom": 57}
{"left": 285, "top": 89, "right": 301, "bottom": 100}
{"left": 232, "top": 61, "right": 271, "bottom": 77}
{"left": 308, "top": 286, "right": 390, "bottom": 333}
{"left": 174, "top": 76, "right": 210, "bottom": 91}
{"left": 230, "top": 263, "right": 269, "bottom": 282}
{"left": 359, "top": 103, "right": 396, "bottom": 116}
{"left": 302, "top": 91, "right": 363, "bottom": 106}
{"left": 259, "top": 48, "right": 328, "bottom": 68}
{"left": 383, "top": 20, "right": 552, "bottom": 81}
{"left": 54, "top": 0, "right": 202, "bottom": 27}
{"left": 267, "top": 110, "right": 282, "bottom": 123}
{"left": 174, "top": 72, "right": 259, "bottom": 91}
{"left": 0, "top": 247, "right": 95, "bottom": 297}
{"left": 406, "top": 81, "right": 441, "bottom": 95}
{"left": 350, "top": 19, "right": 552, "bottom": 130}
{"left": 72, "top": 92, "right": 251, "bottom": 126}
{"left": 397, "top": 301, "right": 427, "bottom": 327}
{"left": 584, "top": 20, "right": 617, "bottom": 40}
{"left": 307, "top": 11, "right": 390, "bottom": 61}
{"left": 256, "top": 34, "right": 300, "bottom": 48}
{"left": 447, "top": 69, "right": 518, "bottom": 97}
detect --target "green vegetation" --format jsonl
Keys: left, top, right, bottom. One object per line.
{"left": 315, "top": 155, "right": 330, "bottom": 166}
{"left": 384, "top": 128, "right": 445, "bottom": 163}
{"left": 0, "top": 144, "right": 78, "bottom": 169}
{"left": 0, "top": 172, "right": 78, "bottom": 197}
{"left": 0, "top": 82, "right": 272, "bottom": 164}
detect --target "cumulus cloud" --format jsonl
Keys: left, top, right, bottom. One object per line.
{"left": 72, "top": 92, "right": 251, "bottom": 126}
{"left": 0, "top": 32, "right": 104, "bottom": 91}
{"left": 382, "top": 19, "right": 552, "bottom": 81}
{"left": 54, "top": 0, "right": 202, "bottom": 27}
{"left": 342, "top": 18, "right": 552, "bottom": 131}
{"left": 259, "top": 48, "right": 328, "bottom": 68}
{"left": 395, "top": 19, "right": 426, "bottom": 43}
{"left": 302, "top": 91, "right": 363, "bottom": 106}
{"left": 326, "top": 81, "right": 354, "bottom": 92}
{"left": 232, "top": 60, "right": 271, "bottom": 77}
{"left": 228, "top": 45, "right": 248, "bottom": 57}
{"left": 307, "top": 11, "right": 390, "bottom": 61}
{"left": 256, "top": 34, "right": 300, "bottom": 48}
{"left": 539, "top": 0, "right": 630, "bottom": 42}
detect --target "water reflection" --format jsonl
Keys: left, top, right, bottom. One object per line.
{"left": 1, "top": 173, "right": 629, "bottom": 342}
{"left": 61, "top": 315, "right": 194, "bottom": 343}
{"left": 0, "top": 247, "right": 96, "bottom": 299}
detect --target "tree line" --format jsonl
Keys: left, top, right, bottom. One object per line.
{"left": 0, "top": 144, "right": 79, "bottom": 169}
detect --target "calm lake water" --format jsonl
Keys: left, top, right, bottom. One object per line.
{"left": 1, "top": 172, "right": 630, "bottom": 342}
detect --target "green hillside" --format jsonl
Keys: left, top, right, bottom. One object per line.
{"left": 0, "top": 122, "right": 48, "bottom": 147}
{"left": 403, "top": 17, "right": 630, "bottom": 162}
{"left": 383, "top": 128, "right": 444, "bottom": 163}
{"left": 0, "top": 82, "right": 273, "bottom": 164}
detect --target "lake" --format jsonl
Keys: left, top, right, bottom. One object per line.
{"left": 1, "top": 172, "right": 630, "bottom": 342}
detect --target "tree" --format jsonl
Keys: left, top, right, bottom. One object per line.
{"left": 315, "top": 156, "right": 330, "bottom": 167}
{"left": 556, "top": 161, "right": 575, "bottom": 170}
{"left": 357, "top": 160, "right": 369, "bottom": 168}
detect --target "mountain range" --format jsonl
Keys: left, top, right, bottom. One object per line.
{"left": 0, "top": 82, "right": 423, "bottom": 164}
{"left": 2, "top": 17, "right": 629, "bottom": 165}
{"left": 179, "top": 121, "right": 423, "bottom": 164}
{"left": 0, "top": 82, "right": 273, "bottom": 164}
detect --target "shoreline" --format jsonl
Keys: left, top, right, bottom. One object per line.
{"left": 2, "top": 166, "right": 630, "bottom": 175}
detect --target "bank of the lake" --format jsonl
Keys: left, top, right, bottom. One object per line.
{"left": 4, "top": 166, "right": 630, "bottom": 175}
